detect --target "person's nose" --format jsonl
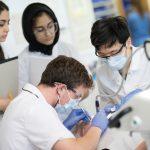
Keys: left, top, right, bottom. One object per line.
{"left": 3, "top": 24, "right": 9, "bottom": 33}
{"left": 45, "top": 29, "right": 52, "bottom": 36}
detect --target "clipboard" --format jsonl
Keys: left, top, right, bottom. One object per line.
{"left": 0, "top": 57, "right": 18, "bottom": 98}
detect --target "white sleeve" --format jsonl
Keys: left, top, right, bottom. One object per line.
{"left": 18, "top": 48, "right": 30, "bottom": 92}
{"left": 25, "top": 104, "right": 74, "bottom": 150}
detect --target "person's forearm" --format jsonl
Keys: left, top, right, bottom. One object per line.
{"left": 0, "top": 99, "right": 6, "bottom": 111}
{"left": 53, "top": 108, "right": 108, "bottom": 150}
{"left": 53, "top": 127, "right": 101, "bottom": 150}
{"left": 76, "top": 126, "right": 101, "bottom": 150}
{"left": 0, "top": 98, "right": 10, "bottom": 111}
{"left": 135, "top": 141, "right": 147, "bottom": 150}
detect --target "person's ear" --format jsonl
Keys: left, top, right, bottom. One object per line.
{"left": 55, "top": 83, "right": 69, "bottom": 105}
{"left": 126, "top": 37, "right": 132, "bottom": 49}
{"left": 54, "top": 82, "right": 66, "bottom": 95}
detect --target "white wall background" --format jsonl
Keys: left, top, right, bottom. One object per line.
{"left": 65, "top": 0, "right": 98, "bottom": 65}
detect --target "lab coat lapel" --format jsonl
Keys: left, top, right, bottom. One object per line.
{"left": 124, "top": 46, "right": 149, "bottom": 93}
{"left": 97, "top": 60, "right": 126, "bottom": 96}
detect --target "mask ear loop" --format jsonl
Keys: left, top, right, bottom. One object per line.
{"left": 66, "top": 89, "right": 72, "bottom": 102}
{"left": 124, "top": 43, "right": 132, "bottom": 58}
{"left": 123, "top": 44, "right": 127, "bottom": 56}
{"left": 54, "top": 91, "right": 60, "bottom": 107}
{"left": 54, "top": 82, "right": 61, "bottom": 107}
{"left": 56, "top": 82, "right": 69, "bottom": 107}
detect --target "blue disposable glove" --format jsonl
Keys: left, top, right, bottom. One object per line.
{"left": 81, "top": 109, "right": 91, "bottom": 123}
{"left": 91, "top": 104, "right": 113, "bottom": 133}
{"left": 63, "top": 109, "right": 87, "bottom": 130}
{"left": 115, "top": 88, "right": 142, "bottom": 111}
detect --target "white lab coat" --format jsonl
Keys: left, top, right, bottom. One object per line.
{"left": 96, "top": 46, "right": 150, "bottom": 103}
{"left": 18, "top": 41, "right": 78, "bottom": 92}
{"left": 0, "top": 83, "right": 74, "bottom": 150}
{"left": 96, "top": 46, "right": 148, "bottom": 149}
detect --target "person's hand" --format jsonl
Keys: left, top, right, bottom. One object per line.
{"left": 63, "top": 109, "right": 88, "bottom": 130}
{"left": 0, "top": 91, "right": 14, "bottom": 112}
{"left": 91, "top": 104, "right": 113, "bottom": 133}
{"left": 115, "top": 88, "right": 142, "bottom": 111}
{"left": 73, "top": 121, "right": 91, "bottom": 137}
{"left": 0, "top": 98, "right": 11, "bottom": 112}
{"left": 81, "top": 110, "right": 91, "bottom": 123}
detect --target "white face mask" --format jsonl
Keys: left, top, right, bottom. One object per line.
{"left": 55, "top": 96, "right": 80, "bottom": 121}
{"left": 63, "top": 98, "right": 79, "bottom": 109}
{"left": 107, "top": 53, "right": 127, "bottom": 70}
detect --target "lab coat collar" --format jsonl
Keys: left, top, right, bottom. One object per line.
{"left": 23, "top": 83, "right": 46, "bottom": 102}
{"left": 128, "top": 45, "right": 141, "bottom": 72}
{"left": 113, "top": 46, "right": 141, "bottom": 86}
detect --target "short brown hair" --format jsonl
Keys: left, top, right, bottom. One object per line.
{"left": 40, "top": 55, "right": 93, "bottom": 90}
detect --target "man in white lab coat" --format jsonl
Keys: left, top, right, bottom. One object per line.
{"left": 91, "top": 16, "right": 150, "bottom": 104}
{"left": 0, "top": 55, "right": 113, "bottom": 150}
{"left": 90, "top": 16, "right": 148, "bottom": 149}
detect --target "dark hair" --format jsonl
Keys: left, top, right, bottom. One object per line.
{"left": 22, "top": 3, "right": 60, "bottom": 55}
{"left": 0, "top": 1, "right": 8, "bottom": 60}
{"left": 0, "top": 45, "right": 5, "bottom": 60}
{"left": 0, "top": 1, "right": 9, "bottom": 14}
{"left": 40, "top": 55, "right": 93, "bottom": 90}
{"left": 90, "top": 16, "right": 130, "bottom": 51}
{"left": 32, "top": 11, "right": 49, "bottom": 27}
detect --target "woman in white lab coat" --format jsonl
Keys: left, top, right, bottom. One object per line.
{"left": 90, "top": 16, "right": 147, "bottom": 150}
{"left": 0, "top": 1, "right": 12, "bottom": 111}
{"left": 18, "top": 3, "right": 77, "bottom": 91}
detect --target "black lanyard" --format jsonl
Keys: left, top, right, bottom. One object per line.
{"left": 22, "top": 88, "right": 39, "bottom": 99}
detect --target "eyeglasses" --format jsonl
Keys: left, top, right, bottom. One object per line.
{"left": 71, "top": 89, "right": 82, "bottom": 100}
{"left": 33, "top": 22, "right": 58, "bottom": 36}
{"left": 55, "top": 82, "right": 83, "bottom": 100}
{"left": 95, "top": 43, "right": 125, "bottom": 59}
